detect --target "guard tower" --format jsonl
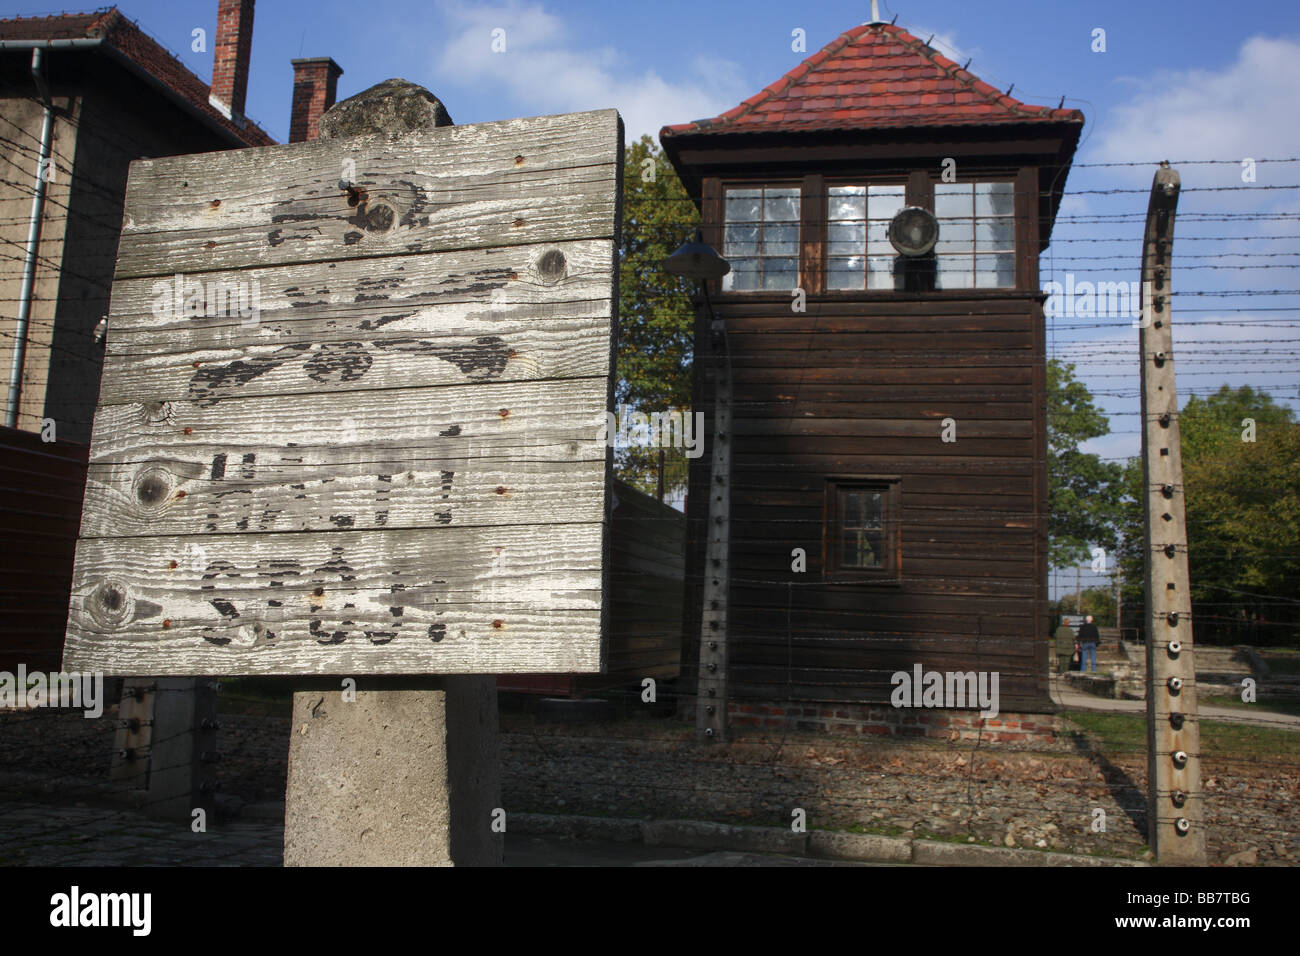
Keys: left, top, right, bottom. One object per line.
{"left": 660, "top": 17, "right": 1083, "bottom": 728}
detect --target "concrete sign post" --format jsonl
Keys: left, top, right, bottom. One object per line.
{"left": 64, "top": 78, "right": 622, "bottom": 864}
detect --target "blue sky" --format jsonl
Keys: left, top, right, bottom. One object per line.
{"left": 8, "top": 0, "right": 1300, "bottom": 588}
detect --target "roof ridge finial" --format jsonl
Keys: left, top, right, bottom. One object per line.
{"left": 868, "top": 0, "right": 886, "bottom": 25}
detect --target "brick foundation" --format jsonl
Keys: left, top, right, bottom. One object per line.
{"left": 726, "top": 701, "right": 1060, "bottom": 746}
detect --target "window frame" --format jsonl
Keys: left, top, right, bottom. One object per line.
{"left": 707, "top": 171, "right": 1028, "bottom": 298}
{"left": 822, "top": 476, "right": 902, "bottom": 582}
{"left": 931, "top": 178, "right": 1018, "bottom": 290}
{"left": 718, "top": 180, "right": 804, "bottom": 293}
{"left": 822, "top": 178, "right": 910, "bottom": 292}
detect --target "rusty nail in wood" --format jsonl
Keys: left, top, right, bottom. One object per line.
{"left": 498, "top": 408, "right": 509, "bottom": 418}
{"left": 205, "top": 241, "right": 216, "bottom": 249}
{"left": 183, "top": 427, "right": 193, "bottom": 435}
{"left": 210, "top": 199, "right": 221, "bottom": 208}
{"left": 313, "top": 586, "right": 325, "bottom": 597}
{"left": 496, "top": 486, "right": 507, "bottom": 495}
{"left": 492, "top": 619, "right": 504, "bottom": 629}
{"left": 514, "top": 154, "right": 524, "bottom": 165}
{"left": 162, "top": 619, "right": 171, "bottom": 629}
{"left": 175, "top": 490, "right": 187, "bottom": 499}
{"left": 513, "top": 218, "right": 525, "bottom": 227}
{"left": 193, "top": 361, "right": 201, "bottom": 368}
{"left": 169, "top": 560, "right": 178, "bottom": 569}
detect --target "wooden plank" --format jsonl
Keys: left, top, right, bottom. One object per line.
{"left": 83, "top": 456, "right": 603, "bottom": 538}
{"left": 86, "top": 377, "right": 607, "bottom": 466}
{"left": 65, "top": 523, "right": 603, "bottom": 675}
{"left": 99, "top": 239, "right": 614, "bottom": 404}
{"left": 114, "top": 111, "right": 622, "bottom": 278}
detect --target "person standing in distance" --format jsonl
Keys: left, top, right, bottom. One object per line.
{"left": 1077, "top": 614, "right": 1101, "bottom": 673}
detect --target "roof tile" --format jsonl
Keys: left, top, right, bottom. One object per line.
{"left": 2, "top": 7, "right": 275, "bottom": 146}
{"left": 662, "top": 22, "right": 1082, "bottom": 139}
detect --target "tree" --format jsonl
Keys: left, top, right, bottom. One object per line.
{"left": 1051, "top": 585, "right": 1118, "bottom": 626}
{"left": 1047, "top": 358, "right": 1125, "bottom": 567}
{"left": 1117, "top": 385, "right": 1299, "bottom": 646}
{"left": 1179, "top": 384, "right": 1292, "bottom": 461}
{"left": 614, "top": 135, "right": 699, "bottom": 499}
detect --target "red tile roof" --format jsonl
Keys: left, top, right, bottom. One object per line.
{"left": 662, "top": 22, "right": 1082, "bottom": 138}
{"left": 0, "top": 8, "right": 274, "bottom": 147}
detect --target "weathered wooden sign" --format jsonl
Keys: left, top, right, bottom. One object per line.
{"left": 63, "top": 109, "right": 622, "bottom": 675}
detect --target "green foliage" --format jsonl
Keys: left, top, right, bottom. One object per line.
{"left": 1051, "top": 585, "right": 1117, "bottom": 625}
{"left": 1180, "top": 384, "right": 1292, "bottom": 461}
{"left": 1117, "top": 385, "right": 1299, "bottom": 646}
{"left": 614, "top": 135, "right": 699, "bottom": 499}
{"left": 1047, "top": 359, "right": 1125, "bottom": 567}
{"left": 1183, "top": 414, "right": 1299, "bottom": 613}
{"left": 617, "top": 134, "right": 697, "bottom": 410}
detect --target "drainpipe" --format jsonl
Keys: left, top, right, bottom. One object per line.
{"left": 5, "top": 47, "right": 55, "bottom": 428}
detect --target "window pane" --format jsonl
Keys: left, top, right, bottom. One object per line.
{"left": 975, "top": 253, "right": 1016, "bottom": 288}
{"left": 866, "top": 221, "right": 892, "bottom": 257}
{"left": 975, "top": 217, "right": 1014, "bottom": 249}
{"left": 866, "top": 256, "right": 897, "bottom": 290}
{"left": 868, "top": 185, "right": 906, "bottom": 220}
{"left": 827, "top": 257, "right": 865, "bottom": 290}
{"left": 975, "top": 181, "right": 1014, "bottom": 217}
{"left": 764, "top": 223, "right": 799, "bottom": 255}
{"left": 863, "top": 491, "right": 883, "bottom": 529}
{"left": 761, "top": 258, "right": 798, "bottom": 289}
{"left": 843, "top": 491, "right": 863, "bottom": 527}
{"left": 843, "top": 530, "right": 882, "bottom": 568}
{"left": 942, "top": 216, "right": 975, "bottom": 243}
{"left": 829, "top": 186, "right": 865, "bottom": 221}
{"left": 864, "top": 531, "right": 883, "bottom": 567}
{"left": 842, "top": 534, "right": 859, "bottom": 567}
{"left": 726, "top": 189, "right": 761, "bottom": 222}
{"left": 935, "top": 255, "right": 971, "bottom": 289}
{"left": 934, "top": 183, "right": 971, "bottom": 219}
{"left": 725, "top": 258, "right": 759, "bottom": 291}
{"left": 724, "top": 224, "right": 759, "bottom": 256}
{"left": 764, "top": 189, "right": 800, "bottom": 221}
{"left": 828, "top": 221, "right": 865, "bottom": 255}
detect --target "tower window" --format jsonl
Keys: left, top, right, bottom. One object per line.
{"left": 722, "top": 185, "right": 800, "bottom": 291}
{"left": 826, "top": 184, "right": 906, "bottom": 290}
{"left": 934, "top": 181, "right": 1016, "bottom": 288}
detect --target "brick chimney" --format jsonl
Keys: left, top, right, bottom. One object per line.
{"left": 289, "top": 57, "right": 344, "bottom": 143}
{"left": 210, "top": 0, "right": 255, "bottom": 126}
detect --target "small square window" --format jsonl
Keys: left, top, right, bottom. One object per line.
{"left": 824, "top": 478, "right": 901, "bottom": 580}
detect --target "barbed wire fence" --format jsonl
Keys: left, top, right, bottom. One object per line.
{"left": 1, "top": 85, "right": 1297, "bottom": 864}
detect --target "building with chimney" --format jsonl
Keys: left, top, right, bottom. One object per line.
{"left": 0, "top": 1, "right": 339, "bottom": 672}
{"left": 661, "top": 17, "right": 1083, "bottom": 733}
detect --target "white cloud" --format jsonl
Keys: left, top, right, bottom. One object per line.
{"left": 1093, "top": 35, "right": 1300, "bottom": 186}
{"left": 433, "top": 0, "right": 747, "bottom": 141}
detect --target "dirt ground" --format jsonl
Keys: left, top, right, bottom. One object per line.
{"left": 1, "top": 703, "right": 1295, "bottom": 865}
